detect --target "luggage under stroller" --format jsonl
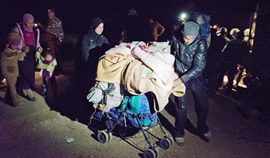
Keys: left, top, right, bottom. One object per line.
{"left": 89, "top": 94, "right": 173, "bottom": 158}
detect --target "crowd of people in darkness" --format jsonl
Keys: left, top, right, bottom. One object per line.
{"left": 0, "top": 6, "right": 269, "bottom": 147}
{"left": 1, "top": 9, "right": 64, "bottom": 105}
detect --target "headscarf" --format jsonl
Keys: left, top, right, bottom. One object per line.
{"left": 22, "top": 13, "right": 34, "bottom": 32}
{"left": 91, "top": 18, "right": 104, "bottom": 30}
{"left": 88, "top": 18, "right": 104, "bottom": 39}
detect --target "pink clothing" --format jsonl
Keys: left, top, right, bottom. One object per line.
{"left": 23, "top": 30, "right": 34, "bottom": 46}
{"left": 12, "top": 23, "right": 40, "bottom": 55}
{"left": 11, "top": 13, "right": 40, "bottom": 55}
{"left": 132, "top": 47, "right": 175, "bottom": 85}
{"left": 105, "top": 42, "right": 175, "bottom": 85}
{"left": 95, "top": 54, "right": 186, "bottom": 112}
{"left": 22, "top": 13, "right": 34, "bottom": 32}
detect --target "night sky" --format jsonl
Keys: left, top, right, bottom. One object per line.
{"left": 0, "top": 0, "right": 258, "bottom": 42}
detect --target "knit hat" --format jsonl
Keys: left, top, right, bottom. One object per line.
{"left": 182, "top": 21, "right": 200, "bottom": 39}
{"left": 8, "top": 31, "right": 21, "bottom": 46}
{"left": 91, "top": 18, "right": 104, "bottom": 30}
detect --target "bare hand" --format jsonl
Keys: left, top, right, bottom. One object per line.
{"left": 37, "top": 47, "right": 43, "bottom": 53}
{"left": 39, "top": 69, "right": 43, "bottom": 77}
{"left": 37, "top": 22, "right": 43, "bottom": 27}
{"left": 173, "top": 78, "right": 182, "bottom": 89}
{"left": 22, "top": 46, "right": 30, "bottom": 53}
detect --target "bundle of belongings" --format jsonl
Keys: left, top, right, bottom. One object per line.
{"left": 87, "top": 41, "right": 186, "bottom": 113}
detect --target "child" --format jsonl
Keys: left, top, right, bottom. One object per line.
{"left": 36, "top": 49, "right": 57, "bottom": 97}
{"left": 0, "top": 31, "right": 28, "bottom": 106}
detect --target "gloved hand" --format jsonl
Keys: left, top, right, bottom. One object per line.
{"left": 37, "top": 47, "right": 43, "bottom": 53}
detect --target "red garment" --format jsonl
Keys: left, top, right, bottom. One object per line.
{"left": 23, "top": 30, "right": 34, "bottom": 46}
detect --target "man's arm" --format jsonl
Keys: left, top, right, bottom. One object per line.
{"left": 156, "top": 22, "right": 165, "bottom": 37}
{"left": 180, "top": 39, "right": 208, "bottom": 82}
{"left": 57, "top": 20, "right": 64, "bottom": 41}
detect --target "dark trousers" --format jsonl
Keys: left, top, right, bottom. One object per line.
{"left": 17, "top": 46, "right": 36, "bottom": 90}
{"left": 216, "top": 61, "right": 237, "bottom": 90}
{"left": 43, "top": 75, "right": 57, "bottom": 97}
{"left": 174, "top": 75, "right": 209, "bottom": 137}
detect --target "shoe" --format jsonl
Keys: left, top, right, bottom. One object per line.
{"left": 201, "top": 131, "right": 212, "bottom": 142}
{"left": 174, "top": 137, "right": 185, "bottom": 146}
{"left": 11, "top": 101, "right": 19, "bottom": 107}
{"left": 42, "top": 89, "right": 47, "bottom": 97}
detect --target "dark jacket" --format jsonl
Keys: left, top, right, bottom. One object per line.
{"left": 171, "top": 34, "right": 208, "bottom": 83}
{"left": 221, "top": 38, "right": 248, "bottom": 65}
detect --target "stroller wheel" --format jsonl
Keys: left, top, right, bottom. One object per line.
{"left": 97, "top": 130, "right": 110, "bottom": 144}
{"left": 143, "top": 148, "right": 158, "bottom": 158}
{"left": 159, "top": 138, "right": 172, "bottom": 150}
{"left": 108, "top": 132, "right": 113, "bottom": 141}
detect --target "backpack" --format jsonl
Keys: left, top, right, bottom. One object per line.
{"left": 188, "top": 12, "right": 211, "bottom": 48}
{"left": 93, "top": 94, "right": 158, "bottom": 129}
{"left": 127, "top": 95, "right": 157, "bottom": 128}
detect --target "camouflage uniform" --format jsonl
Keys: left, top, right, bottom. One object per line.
{"left": 46, "top": 16, "right": 64, "bottom": 55}
{"left": 46, "top": 16, "right": 64, "bottom": 74}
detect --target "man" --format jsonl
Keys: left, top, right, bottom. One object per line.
{"left": 170, "top": 21, "right": 211, "bottom": 146}
{"left": 38, "top": 8, "right": 64, "bottom": 74}
{"left": 216, "top": 31, "right": 248, "bottom": 92}
{"left": 148, "top": 18, "right": 165, "bottom": 41}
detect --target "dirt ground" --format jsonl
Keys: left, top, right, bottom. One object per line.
{"left": 1, "top": 33, "right": 270, "bottom": 158}
{"left": 0, "top": 60, "right": 270, "bottom": 158}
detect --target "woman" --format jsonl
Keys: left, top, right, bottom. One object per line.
{"left": 76, "top": 18, "right": 109, "bottom": 99}
{"left": 80, "top": 18, "right": 109, "bottom": 80}
{"left": 81, "top": 17, "right": 109, "bottom": 62}
{"left": 12, "top": 13, "right": 41, "bottom": 101}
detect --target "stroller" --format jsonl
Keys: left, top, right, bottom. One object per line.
{"left": 87, "top": 83, "right": 173, "bottom": 158}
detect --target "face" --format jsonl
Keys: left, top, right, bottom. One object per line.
{"left": 95, "top": 23, "right": 104, "bottom": 35}
{"left": 48, "top": 10, "right": 55, "bottom": 20}
{"left": 45, "top": 54, "right": 53, "bottom": 61}
{"left": 183, "top": 37, "right": 195, "bottom": 45}
{"left": 25, "top": 19, "right": 34, "bottom": 29}
{"left": 10, "top": 45, "right": 18, "bottom": 50}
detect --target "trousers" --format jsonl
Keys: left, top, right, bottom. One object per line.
{"left": 174, "top": 75, "right": 209, "bottom": 137}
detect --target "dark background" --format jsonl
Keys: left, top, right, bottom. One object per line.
{"left": 1, "top": 0, "right": 269, "bottom": 68}
{"left": 1, "top": 0, "right": 258, "bottom": 38}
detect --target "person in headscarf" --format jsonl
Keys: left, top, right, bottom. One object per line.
{"left": 81, "top": 18, "right": 109, "bottom": 62}
{"left": 76, "top": 18, "right": 109, "bottom": 98}
{"left": 11, "top": 13, "right": 42, "bottom": 101}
